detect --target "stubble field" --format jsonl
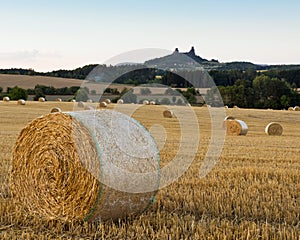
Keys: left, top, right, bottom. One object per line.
{"left": 0, "top": 101, "right": 299, "bottom": 239}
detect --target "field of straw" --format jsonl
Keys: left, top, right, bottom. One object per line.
{"left": 0, "top": 101, "right": 299, "bottom": 239}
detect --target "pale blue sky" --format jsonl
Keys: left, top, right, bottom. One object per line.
{"left": 0, "top": 0, "right": 299, "bottom": 71}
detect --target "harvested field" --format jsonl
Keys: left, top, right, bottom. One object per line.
{"left": 0, "top": 103, "right": 300, "bottom": 239}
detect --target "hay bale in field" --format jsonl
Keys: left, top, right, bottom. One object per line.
{"left": 99, "top": 102, "right": 107, "bottom": 108}
{"left": 84, "top": 106, "right": 95, "bottom": 111}
{"left": 51, "top": 107, "right": 62, "bottom": 113}
{"left": 56, "top": 98, "right": 62, "bottom": 102}
{"left": 104, "top": 99, "right": 111, "bottom": 104}
{"left": 143, "top": 100, "right": 149, "bottom": 105}
{"left": 224, "top": 116, "right": 235, "bottom": 121}
{"left": 233, "top": 105, "right": 239, "bottom": 109}
{"left": 17, "top": 99, "right": 26, "bottom": 105}
{"left": 288, "top": 107, "right": 294, "bottom": 111}
{"left": 163, "top": 110, "right": 174, "bottom": 118}
{"left": 38, "top": 97, "right": 45, "bottom": 102}
{"left": 265, "top": 122, "right": 283, "bottom": 136}
{"left": 86, "top": 99, "right": 93, "bottom": 103}
{"left": 294, "top": 106, "right": 300, "bottom": 111}
{"left": 226, "top": 119, "right": 248, "bottom": 136}
{"left": 117, "top": 99, "right": 124, "bottom": 104}
{"left": 71, "top": 99, "right": 76, "bottom": 103}
{"left": 224, "top": 106, "right": 229, "bottom": 109}
{"left": 150, "top": 101, "right": 156, "bottom": 105}
{"left": 10, "top": 111, "right": 159, "bottom": 222}
{"left": 3, "top": 96, "right": 10, "bottom": 102}
{"left": 77, "top": 101, "right": 85, "bottom": 108}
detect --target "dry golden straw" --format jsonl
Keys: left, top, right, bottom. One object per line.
{"left": 17, "top": 99, "right": 26, "bottom": 105}
{"left": 104, "top": 99, "right": 111, "bottom": 104}
{"left": 3, "top": 96, "right": 10, "bottom": 102}
{"left": 10, "top": 112, "right": 158, "bottom": 222}
{"left": 226, "top": 119, "right": 248, "bottom": 136}
{"left": 265, "top": 122, "right": 283, "bottom": 136}
{"left": 99, "top": 102, "right": 107, "bottom": 108}
{"left": 50, "top": 107, "right": 62, "bottom": 113}
{"left": 163, "top": 110, "right": 174, "bottom": 118}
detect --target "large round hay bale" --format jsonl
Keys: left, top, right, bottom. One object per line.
{"left": 99, "top": 102, "right": 107, "bottom": 108}
{"left": 163, "top": 110, "right": 174, "bottom": 118}
{"left": 143, "top": 100, "right": 149, "bottom": 105}
{"left": 77, "top": 101, "right": 85, "bottom": 108}
{"left": 288, "top": 107, "right": 294, "bottom": 111}
{"left": 3, "top": 96, "right": 10, "bottom": 102}
{"left": 17, "top": 99, "right": 26, "bottom": 105}
{"left": 224, "top": 116, "right": 235, "bottom": 121}
{"left": 50, "top": 107, "right": 62, "bottom": 113}
{"left": 10, "top": 111, "right": 159, "bottom": 222}
{"left": 86, "top": 99, "right": 93, "bottom": 103}
{"left": 56, "top": 98, "right": 62, "bottom": 102}
{"left": 150, "top": 101, "right": 156, "bottom": 105}
{"left": 265, "top": 122, "right": 283, "bottom": 136}
{"left": 294, "top": 106, "right": 300, "bottom": 111}
{"left": 71, "top": 99, "right": 76, "bottom": 103}
{"left": 104, "top": 99, "right": 111, "bottom": 104}
{"left": 117, "top": 99, "right": 124, "bottom": 104}
{"left": 38, "top": 97, "right": 45, "bottom": 102}
{"left": 226, "top": 119, "right": 248, "bottom": 136}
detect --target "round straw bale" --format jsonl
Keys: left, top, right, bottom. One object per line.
{"left": 150, "top": 101, "right": 156, "bottom": 105}
{"left": 265, "top": 122, "right": 283, "bottom": 136}
{"left": 17, "top": 99, "right": 26, "bottom": 105}
{"left": 143, "top": 100, "right": 149, "bottom": 105}
{"left": 288, "top": 107, "right": 294, "bottom": 111}
{"left": 233, "top": 105, "right": 239, "bottom": 109}
{"left": 50, "top": 107, "right": 62, "bottom": 113}
{"left": 226, "top": 119, "right": 248, "bottom": 136}
{"left": 71, "top": 99, "right": 76, "bottom": 102}
{"left": 10, "top": 111, "right": 159, "bottom": 222}
{"left": 38, "top": 97, "right": 45, "bottom": 102}
{"left": 117, "top": 99, "right": 124, "bottom": 104}
{"left": 104, "top": 99, "right": 111, "bottom": 104}
{"left": 77, "top": 101, "right": 85, "bottom": 108}
{"left": 86, "top": 99, "right": 93, "bottom": 103}
{"left": 56, "top": 98, "right": 62, "bottom": 102}
{"left": 84, "top": 106, "right": 95, "bottom": 111}
{"left": 294, "top": 106, "right": 300, "bottom": 111}
{"left": 224, "top": 116, "right": 235, "bottom": 121}
{"left": 163, "top": 110, "right": 174, "bottom": 118}
{"left": 3, "top": 96, "right": 10, "bottom": 102}
{"left": 99, "top": 102, "right": 107, "bottom": 108}
{"left": 224, "top": 106, "right": 229, "bottom": 109}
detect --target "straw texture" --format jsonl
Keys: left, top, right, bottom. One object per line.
{"left": 10, "top": 111, "right": 159, "bottom": 222}
{"left": 226, "top": 120, "right": 248, "bottom": 136}
{"left": 265, "top": 122, "right": 283, "bottom": 136}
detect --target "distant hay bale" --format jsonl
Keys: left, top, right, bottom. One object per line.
{"left": 3, "top": 96, "right": 10, "bottom": 102}
{"left": 56, "top": 98, "right": 62, "bottom": 102}
{"left": 104, "top": 99, "right": 111, "bottom": 104}
{"left": 163, "top": 110, "right": 174, "bottom": 118}
{"left": 10, "top": 111, "right": 159, "bottom": 222}
{"left": 143, "top": 100, "right": 149, "bottom": 105}
{"left": 226, "top": 119, "right": 248, "bottom": 136}
{"left": 38, "top": 97, "right": 45, "bottom": 102}
{"left": 150, "top": 101, "right": 156, "bottom": 105}
{"left": 84, "top": 106, "right": 95, "bottom": 111}
{"left": 86, "top": 99, "right": 93, "bottom": 103}
{"left": 265, "top": 122, "right": 283, "bottom": 136}
{"left": 77, "top": 102, "right": 85, "bottom": 108}
{"left": 288, "top": 107, "right": 294, "bottom": 111}
{"left": 71, "top": 99, "right": 76, "bottom": 103}
{"left": 224, "top": 116, "right": 235, "bottom": 121}
{"left": 17, "top": 99, "right": 26, "bottom": 105}
{"left": 294, "top": 106, "right": 300, "bottom": 111}
{"left": 224, "top": 106, "right": 229, "bottom": 109}
{"left": 117, "top": 99, "right": 124, "bottom": 104}
{"left": 233, "top": 105, "right": 239, "bottom": 109}
{"left": 99, "top": 102, "right": 107, "bottom": 108}
{"left": 50, "top": 107, "right": 62, "bottom": 113}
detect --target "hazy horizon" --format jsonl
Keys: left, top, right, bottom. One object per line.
{"left": 1, "top": 0, "right": 300, "bottom": 72}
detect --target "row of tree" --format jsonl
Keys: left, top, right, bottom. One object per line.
{"left": 206, "top": 75, "right": 299, "bottom": 109}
